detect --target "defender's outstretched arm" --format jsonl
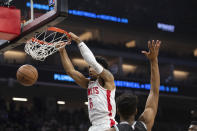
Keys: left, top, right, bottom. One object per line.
{"left": 138, "top": 40, "right": 161, "bottom": 131}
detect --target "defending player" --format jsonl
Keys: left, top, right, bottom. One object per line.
{"left": 106, "top": 40, "right": 161, "bottom": 131}
{"left": 59, "top": 32, "right": 116, "bottom": 131}
{"left": 188, "top": 121, "right": 197, "bottom": 131}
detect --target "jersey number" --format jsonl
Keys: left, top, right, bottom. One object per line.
{"left": 89, "top": 98, "right": 93, "bottom": 110}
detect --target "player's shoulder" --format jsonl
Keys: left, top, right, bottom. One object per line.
{"left": 115, "top": 123, "right": 132, "bottom": 131}
{"left": 114, "top": 121, "right": 147, "bottom": 131}
{"left": 134, "top": 121, "right": 147, "bottom": 131}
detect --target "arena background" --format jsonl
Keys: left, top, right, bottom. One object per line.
{"left": 0, "top": 0, "right": 197, "bottom": 130}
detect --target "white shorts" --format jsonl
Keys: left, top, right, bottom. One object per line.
{"left": 88, "top": 124, "right": 111, "bottom": 131}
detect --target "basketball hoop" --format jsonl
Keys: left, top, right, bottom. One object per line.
{"left": 0, "top": 0, "right": 13, "bottom": 7}
{"left": 24, "top": 27, "right": 71, "bottom": 61}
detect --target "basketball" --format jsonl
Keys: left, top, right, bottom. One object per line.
{"left": 16, "top": 64, "right": 38, "bottom": 86}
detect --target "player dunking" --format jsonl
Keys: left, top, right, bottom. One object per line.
{"left": 106, "top": 40, "right": 161, "bottom": 131}
{"left": 59, "top": 32, "right": 116, "bottom": 131}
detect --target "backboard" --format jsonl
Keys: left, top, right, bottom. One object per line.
{"left": 0, "top": 0, "right": 68, "bottom": 54}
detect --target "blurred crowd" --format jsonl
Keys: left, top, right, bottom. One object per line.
{"left": 0, "top": 96, "right": 193, "bottom": 131}
{"left": 0, "top": 97, "right": 90, "bottom": 131}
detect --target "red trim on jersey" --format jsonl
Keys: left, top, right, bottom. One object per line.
{"left": 107, "top": 90, "right": 112, "bottom": 116}
{"left": 110, "top": 119, "right": 115, "bottom": 127}
{"left": 107, "top": 90, "right": 115, "bottom": 127}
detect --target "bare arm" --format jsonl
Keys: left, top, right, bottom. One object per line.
{"left": 99, "top": 69, "right": 115, "bottom": 90}
{"left": 138, "top": 40, "right": 161, "bottom": 131}
{"left": 59, "top": 47, "right": 89, "bottom": 88}
{"left": 105, "top": 128, "right": 116, "bottom": 131}
{"left": 68, "top": 32, "right": 115, "bottom": 90}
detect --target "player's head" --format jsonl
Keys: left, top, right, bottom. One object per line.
{"left": 116, "top": 93, "right": 138, "bottom": 120}
{"left": 89, "top": 56, "right": 108, "bottom": 79}
{"left": 188, "top": 121, "right": 197, "bottom": 131}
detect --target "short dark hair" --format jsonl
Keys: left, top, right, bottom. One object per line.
{"left": 95, "top": 56, "right": 108, "bottom": 69}
{"left": 116, "top": 94, "right": 138, "bottom": 120}
{"left": 191, "top": 121, "right": 197, "bottom": 125}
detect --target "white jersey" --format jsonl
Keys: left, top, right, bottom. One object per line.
{"left": 87, "top": 79, "right": 116, "bottom": 127}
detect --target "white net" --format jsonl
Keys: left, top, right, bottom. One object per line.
{"left": 25, "top": 28, "right": 71, "bottom": 61}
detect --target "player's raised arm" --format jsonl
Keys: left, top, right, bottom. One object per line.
{"left": 59, "top": 45, "right": 89, "bottom": 88}
{"left": 138, "top": 40, "right": 161, "bottom": 131}
{"left": 69, "top": 32, "right": 115, "bottom": 90}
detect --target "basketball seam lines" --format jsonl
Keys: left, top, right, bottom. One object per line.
{"left": 22, "top": 66, "right": 38, "bottom": 80}
{"left": 17, "top": 70, "right": 36, "bottom": 81}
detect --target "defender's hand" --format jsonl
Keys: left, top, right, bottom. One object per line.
{"left": 69, "top": 32, "right": 82, "bottom": 44}
{"left": 142, "top": 40, "right": 161, "bottom": 61}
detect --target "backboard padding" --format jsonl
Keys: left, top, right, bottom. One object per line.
{"left": 0, "top": 0, "right": 68, "bottom": 54}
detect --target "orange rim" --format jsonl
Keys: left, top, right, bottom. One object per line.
{"left": 30, "top": 37, "right": 70, "bottom": 46}
{"left": 47, "top": 27, "right": 71, "bottom": 39}
{"left": 31, "top": 37, "right": 52, "bottom": 45}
